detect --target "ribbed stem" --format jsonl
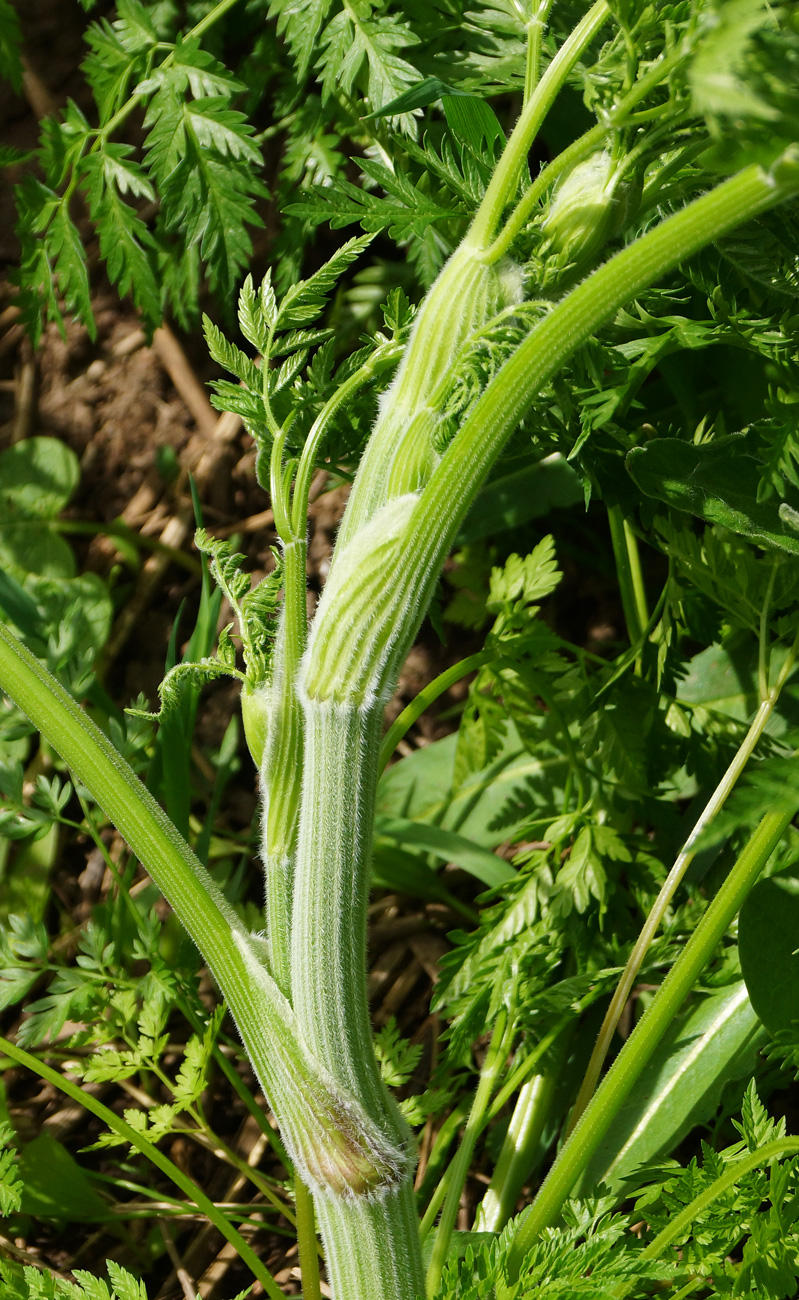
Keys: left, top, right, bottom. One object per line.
{"left": 291, "top": 699, "right": 423, "bottom": 1299}
{"left": 315, "top": 1183, "right": 424, "bottom": 1300}
{"left": 262, "top": 537, "right": 307, "bottom": 995}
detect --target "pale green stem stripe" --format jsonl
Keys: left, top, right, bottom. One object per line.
{"left": 0, "top": 1033, "right": 284, "bottom": 1300}
{"left": 476, "top": 1024, "right": 571, "bottom": 1234}
{"left": 426, "top": 1008, "right": 510, "bottom": 1293}
{"left": 419, "top": 1011, "right": 572, "bottom": 1243}
{"left": 476, "top": 1072, "right": 555, "bottom": 1234}
{"left": 608, "top": 503, "right": 645, "bottom": 648}
{"left": 290, "top": 698, "right": 424, "bottom": 1299}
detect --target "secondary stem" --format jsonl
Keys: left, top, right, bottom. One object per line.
{"left": 468, "top": 0, "right": 611, "bottom": 248}
{"left": 378, "top": 650, "right": 489, "bottom": 774}
{"left": 506, "top": 801, "right": 799, "bottom": 1276}
{"left": 567, "top": 623, "right": 799, "bottom": 1133}
{"left": 426, "top": 1008, "right": 510, "bottom": 1293}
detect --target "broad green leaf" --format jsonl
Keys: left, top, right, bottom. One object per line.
{"left": 0, "top": 822, "right": 59, "bottom": 922}
{"left": 369, "top": 75, "right": 505, "bottom": 153}
{"left": 17, "top": 1132, "right": 110, "bottom": 1221}
{"left": 458, "top": 454, "right": 583, "bottom": 543}
{"left": 739, "top": 871, "right": 799, "bottom": 1034}
{"left": 676, "top": 640, "right": 799, "bottom": 736}
{"left": 575, "top": 982, "right": 764, "bottom": 1195}
{"left": 0, "top": 571, "right": 41, "bottom": 637}
{"left": 375, "top": 816, "right": 515, "bottom": 888}
{"left": 371, "top": 840, "right": 454, "bottom": 905}
{"left": 626, "top": 435, "right": 799, "bottom": 556}
{"left": 0, "top": 438, "right": 80, "bottom": 579}
{"left": 376, "top": 722, "right": 567, "bottom": 848}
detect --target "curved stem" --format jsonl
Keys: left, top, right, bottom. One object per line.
{"left": 410, "top": 166, "right": 796, "bottom": 607}
{"left": 567, "top": 623, "right": 799, "bottom": 1135}
{"left": 758, "top": 560, "right": 779, "bottom": 701}
{"left": 378, "top": 650, "right": 489, "bottom": 774}
{"left": 632, "top": 1136, "right": 799, "bottom": 1277}
{"left": 484, "top": 42, "right": 684, "bottom": 264}
{"left": 291, "top": 340, "right": 403, "bottom": 536}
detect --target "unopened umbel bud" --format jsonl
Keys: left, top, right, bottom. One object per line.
{"left": 543, "top": 151, "right": 635, "bottom": 267}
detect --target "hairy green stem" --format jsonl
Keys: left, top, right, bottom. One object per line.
{"left": 281, "top": 157, "right": 798, "bottom": 1299}
{"left": 408, "top": 163, "right": 798, "bottom": 608}
{"left": 469, "top": 0, "right": 611, "bottom": 247}
{"left": 0, "top": 624, "right": 401, "bottom": 1212}
{"left": 523, "top": 0, "right": 555, "bottom": 105}
{"left": 486, "top": 46, "right": 684, "bottom": 263}
{"left": 378, "top": 650, "right": 488, "bottom": 774}
{"left": 289, "top": 698, "right": 422, "bottom": 1297}
{"left": 506, "top": 802, "right": 799, "bottom": 1276}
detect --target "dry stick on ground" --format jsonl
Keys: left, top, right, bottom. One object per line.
{"left": 159, "top": 1223, "right": 199, "bottom": 1300}
{"left": 0, "top": 1234, "right": 73, "bottom": 1279}
{"left": 11, "top": 357, "right": 37, "bottom": 444}
{"left": 157, "top": 1119, "right": 278, "bottom": 1300}
{"left": 152, "top": 326, "right": 221, "bottom": 441}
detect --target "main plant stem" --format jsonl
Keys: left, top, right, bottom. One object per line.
{"left": 290, "top": 700, "right": 424, "bottom": 1299}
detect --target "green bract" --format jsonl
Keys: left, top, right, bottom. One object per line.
{"left": 542, "top": 150, "right": 633, "bottom": 267}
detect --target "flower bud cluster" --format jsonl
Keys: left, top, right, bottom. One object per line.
{"left": 543, "top": 150, "right": 638, "bottom": 268}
